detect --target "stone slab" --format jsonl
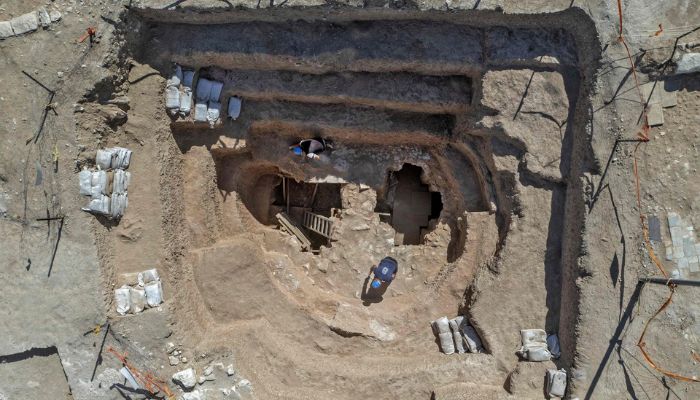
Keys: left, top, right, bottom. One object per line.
{"left": 0, "top": 20, "right": 14, "bottom": 38}
{"left": 662, "top": 89, "right": 677, "bottom": 108}
{"left": 667, "top": 212, "right": 681, "bottom": 228}
{"left": 647, "top": 103, "right": 664, "bottom": 127}
{"left": 648, "top": 215, "right": 661, "bottom": 242}
{"left": 689, "top": 258, "right": 700, "bottom": 273}
{"left": 642, "top": 82, "right": 663, "bottom": 105}
{"left": 10, "top": 12, "right": 39, "bottom": 35}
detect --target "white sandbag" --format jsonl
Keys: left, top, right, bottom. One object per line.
{"left": 79, "top": 169, "right": 92, "bottom": 195}
{"left": 546, "top": 369, "right": 567, "bottom": 398}
{"left": 165, "top": 85, "right": 180, "bottom": 109}
{"left": 144, "top": 280, "right": 163, "bottom": 307}
{"left": 96, "top": 149, "right": 114, "bottom": 170}
{"left": 432, "top": 317, "right": 454, "bottom": 354}
{"left": 207, "top": 101, "right": 221, "bottom": 125}
{"left": 438, "top": 332, "right": 455, "bottom": 355}
{"left": 526, "top": 345, "right": 552, "bottom": 362}
{"left": 449, "top": 317, "right": 466, "bottom": 354}
{"left": 114, "top": 286, "right": 131, "bottom": 315}
{"left": 209, "top": 80, "right": 223, "bottom": 102}
{"left": 166, "top": 64, "right": 182, "bottom": 87}
{"left": 112, "top": 147, "right": 132, "bottom": 169}
{"left": 112, "top": 169, "right": 131, "bottom": 195}
{"left": 461, "top": 325, "right": 484, "bottom": 353}
{"left": 179, "top": 87, "right": 192, "bottom": 116}
{"left": 138, "top": 269, "right": 160, "bottom": 286}
{"left": 91, "top": 170, "right": 108, "bottom": 194}
{"left": 194, "top": 102, "right": 208, "bottom": 122}
{"left": 130, "top": 287, "right": 146, "bottom": 314}
{"left": 433, "top": 316, "right": 450, "bottom": 334}
{"left": 111, "top": 193, "right": 128, "bottom": 218}
{"left": 547, "top": 334, "right": 561, "bottom": 359}
{"left": 196, "top": 78, "right": 213, "bottom": 102}
{"left": 182, "top": 70, "right": 194, "bottom": 89}
{"left": 521, "top": 329, "right": 547, "bottom": 347}
{"left": 83, "top": 194, "right": 110, "bottom": 215}
{"left": 228, "top": 97, "right": 242, "bottom": 120}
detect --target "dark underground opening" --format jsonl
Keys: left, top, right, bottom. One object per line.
{"left": 377, "top": 163, "right": 443, "bottom": 245}
{"left": 270, "top": 179, "right": 342, "bottom": 220}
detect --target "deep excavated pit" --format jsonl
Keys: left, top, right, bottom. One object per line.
{"left": 100, "top": 7, "right": 598, "bottom": 399}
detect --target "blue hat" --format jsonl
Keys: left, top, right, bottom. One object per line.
{"left": 293, "top": 146, "right": 303, "bottom": 155}
{"left": 371, "top": 279, "right": 381, "bottom": 289}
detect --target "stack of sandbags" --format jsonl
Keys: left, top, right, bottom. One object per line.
{"left": 432, "top": 317, "right": 455, "bottom": 354}
{"left": 164, "top": 64, "right": 195, "bottom": 117}
{"left": 432, "top": 316, "right": 484, "bottom": 354}
{"left": 114, "top": 268, "right": 164, "bottom": 315}
{"left": 79, "top": 147, "right": 132, "bottom": 218}
{"left": 517, "top": 329, "right": 552, "bottom": 361}
{"left": 194, "top": 77, "right": 224, "bottom": 127}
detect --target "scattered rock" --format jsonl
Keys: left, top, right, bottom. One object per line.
{"left": 166, "top": 342, "right": 176, "bottom": 353}
{"left": 98, "top": 104, "right": 128, "bottom": 126}
{"left": 10, "top": 12, "right": 39, "bottom": 35}
{"left": 236, "top": 379, "right": 252, "bottom": 394}
{"left": 49, "top": 10, "right": 62, "bottom": 22}
{"left": 226, "top": 364, "right": 235, "bottom": 376}
{"left": 37, "top": 8, "right": 51, "bottom": 28}
{"left": 172, "top": 368, "right": 197, "bottom": 390}
{"left": 180, "top": 356, "right": 188, "bottom": 363}
{"left": 351, "top": 223, "right": 370, "bottom": 231}
{"left": 203, "top": 365, "right": 214, "bottom": 376}
{"left": 169, "top": 356, "right": 179, "bottom": 366}
{"left": 182, "top": 390, "right": 204, "bottom": 400}
{"left": 0, "top": 21, "right": 14, "bottom": 39}
{"left": 676, "top": 53, "right": 700, "bottom": 75}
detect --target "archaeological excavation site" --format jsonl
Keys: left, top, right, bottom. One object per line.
{"left": 2, "top": 1, "right": 699, "bottom": 400}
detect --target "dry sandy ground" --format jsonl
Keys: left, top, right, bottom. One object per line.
{"left": 0, "top": 1, "right": 699, "bottom": 400}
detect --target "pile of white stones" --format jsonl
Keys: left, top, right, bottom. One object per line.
{"left": 0, "top": 7, "right": 61, "bottom": 40}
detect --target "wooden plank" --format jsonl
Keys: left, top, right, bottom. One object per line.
{"left": 276, "top": 212, "right": 311, "bottom": 250}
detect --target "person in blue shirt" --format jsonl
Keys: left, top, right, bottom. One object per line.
{"left": 361, "top": 257, "right": 398, "bottom": 306}
{"left": 370, "top": 257, "right": 398, "bottom": 289}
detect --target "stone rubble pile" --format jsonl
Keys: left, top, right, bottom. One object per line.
{"left": 171, "top": 361, "right": 253, "bottom": 400}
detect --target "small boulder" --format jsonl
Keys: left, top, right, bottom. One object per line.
{"left": 676, "top": 53, "right": 700, "bottom": 75}
{"left": 0, "top": 21, "right": 14, "bottom": 39}
{"left": 10, "top": 12, "right": 39, "bottom": 35}
{"left": 172, "top": 368, "right": 196, "bottom": 390}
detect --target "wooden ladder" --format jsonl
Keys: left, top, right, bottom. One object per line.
{"left": 303, "top": 211, "right": 334, "bottom": 239}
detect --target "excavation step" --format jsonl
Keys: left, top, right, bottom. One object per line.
{"left": 204, "top": 68, "right": 472, "bottom": 114}
{"left": 244, "top": 100, "right": 454, "bottom": 144}
{"left": 146, "top": 20, "right": 483, "bottom": 74}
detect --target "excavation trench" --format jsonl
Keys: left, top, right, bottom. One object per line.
{"left": 102, "top": 7, "right": 601, "bottom": 399}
